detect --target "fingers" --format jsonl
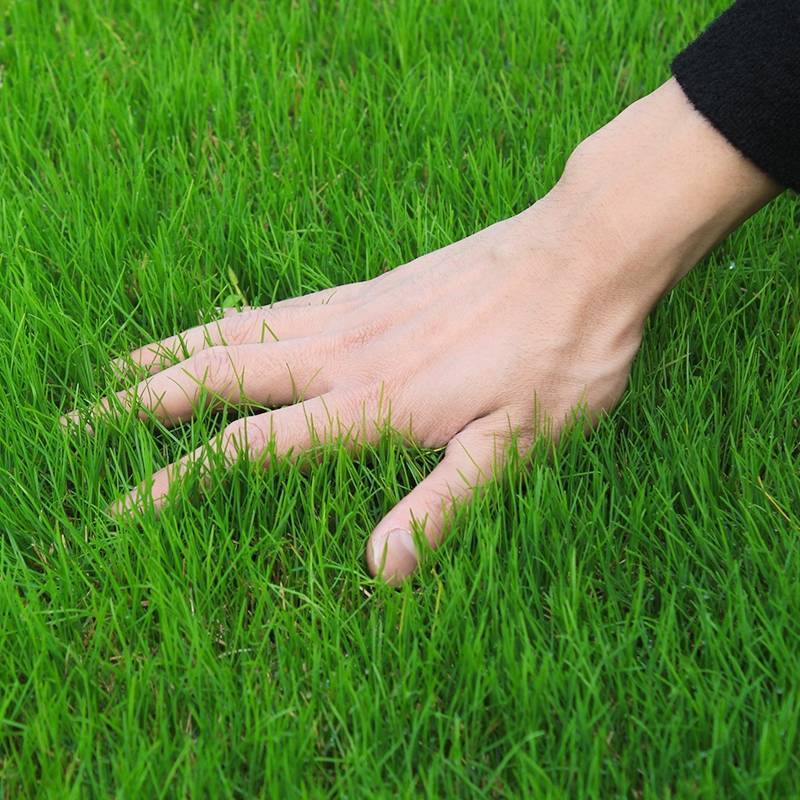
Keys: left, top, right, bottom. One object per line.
{"left": 69, "top": 339, "right": 331, "bottom": 428}
{"left": 122, "top": 304, "right": 339, "bottom": 375}
{"left": 366, "top": 412, "right": 512, "bottom": 587}
{"left": 111, "top": 393, "right": 362, "bottom": 515}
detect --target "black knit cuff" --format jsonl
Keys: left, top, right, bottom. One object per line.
{"left": 671, "top": 0, "right": 800, "bottom": 192}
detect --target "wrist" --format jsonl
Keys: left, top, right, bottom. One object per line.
{"left": 527, "top": 79, "right": 781, "bottom": 320}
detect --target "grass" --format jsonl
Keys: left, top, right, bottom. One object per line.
{"left": 1, "top": 0, "right": 799, "bottom": 796}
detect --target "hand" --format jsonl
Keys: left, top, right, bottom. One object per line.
{"left": 64, "top": 202, "right": 641, "bottom": 584}
{"left": 62, "top": 79, "right": 779, "bottom": 585}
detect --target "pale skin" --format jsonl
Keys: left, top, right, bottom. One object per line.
{"left": 63, "top": 78, "right": 781, "bottom": 585}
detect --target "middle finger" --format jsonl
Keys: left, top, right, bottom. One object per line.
{"left": 79, "top": 339, "right": 332, "bottom": 427}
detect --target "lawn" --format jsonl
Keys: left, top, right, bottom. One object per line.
{"left": 1, "top": 0, "right": 799, "bottom": 796}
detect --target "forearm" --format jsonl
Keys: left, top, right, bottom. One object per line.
{"left": 523, "top": 78, "right": 782, "bottom": 325}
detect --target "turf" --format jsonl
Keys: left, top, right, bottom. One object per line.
{"left": 1, "top": 0, "right": 799, "bottom": 797}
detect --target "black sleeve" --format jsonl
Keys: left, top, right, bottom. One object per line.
{"left": 671, "top": 0, "right": 800, "bottom": 192}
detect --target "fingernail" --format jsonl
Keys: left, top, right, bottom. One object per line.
{"left": 371, "top": 528, "right": 418, "bottom": 584}
{"left": 59, "top": 410, "right": 94, "bottom": 436}
{"left": 59, "top": 410, "right": 78, "bottom": 428}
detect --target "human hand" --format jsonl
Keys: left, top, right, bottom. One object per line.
{"left": 62, "top": 79, "right": 779, "bottom": 585}
{"left": 64, "top": 203, "right": 640, "bottom": 584}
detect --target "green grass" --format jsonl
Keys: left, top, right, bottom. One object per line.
{"left": 2, "top": 0, "right": 799, "bottom": 796}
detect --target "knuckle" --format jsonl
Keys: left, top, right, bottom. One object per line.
{"left": 190, "top": 346, "right": 232, "bottom": 385}
{"left": 337, "top": 388, "right": 370, "bottom": 428}
{"left": 420, "top": 483, "right": 456, "bottom": 509}
{"left": 222, "top": 418, "right": 247, "bottom": 438}
{"left": 221, "top": 417, "right": 264, "bottom": 455}
{"left": 445, "top": 423, "right": 505, "bottom": 466}
{"left": 220, "top": 419, "right": 245, "bottom": 450}
{"left": 329, "top": 321, "right": 386, "bottom": 358}
{"left": 308, "top": 389, "right": 369, "bottom": 443}
{"left": 224, "top": 315, "right": 260, "bottom": 344}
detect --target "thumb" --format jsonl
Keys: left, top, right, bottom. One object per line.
{"left": 366, "top": 412, "right": 511, "bottom": 586}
